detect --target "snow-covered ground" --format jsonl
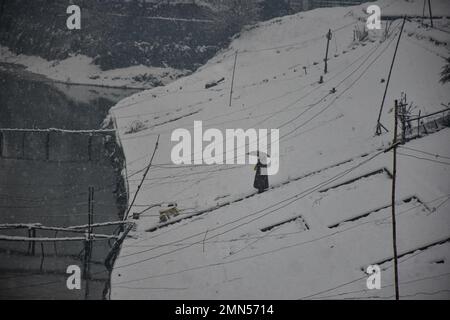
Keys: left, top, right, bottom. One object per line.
{"left": 109, "top": 0, "right": 450, "bottom": 299}
{"left": 0, "top": 47, "right": 189, "bottom": 89}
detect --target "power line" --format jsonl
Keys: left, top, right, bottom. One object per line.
{"left": 121, "top": 25, "right": 400, "bottom": 173}
{"left": 397, "top": 152, "right": 450, "bottom": 166}
{"left": 4, "top": 193, "right": 447, "bottom": 292}
{"left": 113, "top": 19, "right": 398, "bottom": 145}
{"left": 399, "top": 146, "right": 450, "bottom": 160}
{"left": 343, "top": 289, "right": 450, "bottom": 300}
{"left": 309, "top": 272, "right": 450, "bottom": 300}
{"left": 375, "top": 16, "right": 406, "bottom": 135}
{"left": 112, "top": 33, "right": 391, "bottom": 200}
{"left": 113, "top": 150, "right": 384, "bottom": 268}
{"left": 112, "top": 189, "right": 450, "bottom": 287}
{"left": 124, "top": 194, "right": 450, "bottom": 249}
{"left": 279, "top": 26, "right": 401, "bottom": 143}
{"left": 110, "top": 21, "right": 355, "bottom": 113}
{"left": 115, "top": 28, "right": 394, "bottom": 177}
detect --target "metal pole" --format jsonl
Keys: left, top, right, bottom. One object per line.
{"left": 391, "top": 99, "right": 400, "bottom": 300}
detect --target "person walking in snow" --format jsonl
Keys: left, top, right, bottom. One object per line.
{"left": 253, "top": 152, "right": 269, "bottom": 194}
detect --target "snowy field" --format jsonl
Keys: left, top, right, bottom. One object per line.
{"left": 109, "top": 0, "right": 450, "bottom": 299}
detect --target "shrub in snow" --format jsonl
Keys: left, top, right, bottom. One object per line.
{"left": 440, "top": 57, "right": 450, "bottom": 84}
{"left": 125, "top": 120, "right": 146, "bottom": 134}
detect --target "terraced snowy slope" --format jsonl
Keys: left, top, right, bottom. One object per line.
{"left": 109, "top": 0, "right": 450, "bottom": 299}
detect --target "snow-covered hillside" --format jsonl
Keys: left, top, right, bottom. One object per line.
{"left": 110, "top": 0, "right": 450, "bottom": 299}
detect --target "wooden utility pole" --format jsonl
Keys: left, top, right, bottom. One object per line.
{"left": 229, "top": 50, "right": 238, "bottom": 107}
{"left": 391, "top": 100, "right": 400, "bottom": 300}
{"left": 376, "top": 16, "right": 406, "bottom": 135}
{"left": 124, "top": 134, "right": 160, "bottom": 220}
{"left": 324, "top": 29, "right": 332, "bottom": 74}
{"left": 428, "top": 0, "right": 433, "bottom": 27}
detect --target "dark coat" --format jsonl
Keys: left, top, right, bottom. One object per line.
{"left": 253, "top": 160, "right": 269, "bottom": 192}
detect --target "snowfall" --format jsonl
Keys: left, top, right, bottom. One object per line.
{"left": 107, "top": 0, "right": 450, "bottom": 299}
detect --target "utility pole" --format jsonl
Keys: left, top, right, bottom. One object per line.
{"left": 124, "top": 135, "right": 160, "bottom": 220}
{"left": 399, "top": 100, "right": 408, "bottom": 143}
{"left": 422, "top": 0, "right": 426, "bottom": 25}
{"left": 428, "top": 0, "right": 433, "bottom": 28}
{"left": 375, "top": 16, "right": 406, "bottom": 135}
{"left": 229, "top": 50, "right": 238, "bottom": 107}
{"left": 324, "top": 29, "right": 332, "bottom": 74}
{"left": 391, "top": 100, "right": 400, "bottom": 300}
